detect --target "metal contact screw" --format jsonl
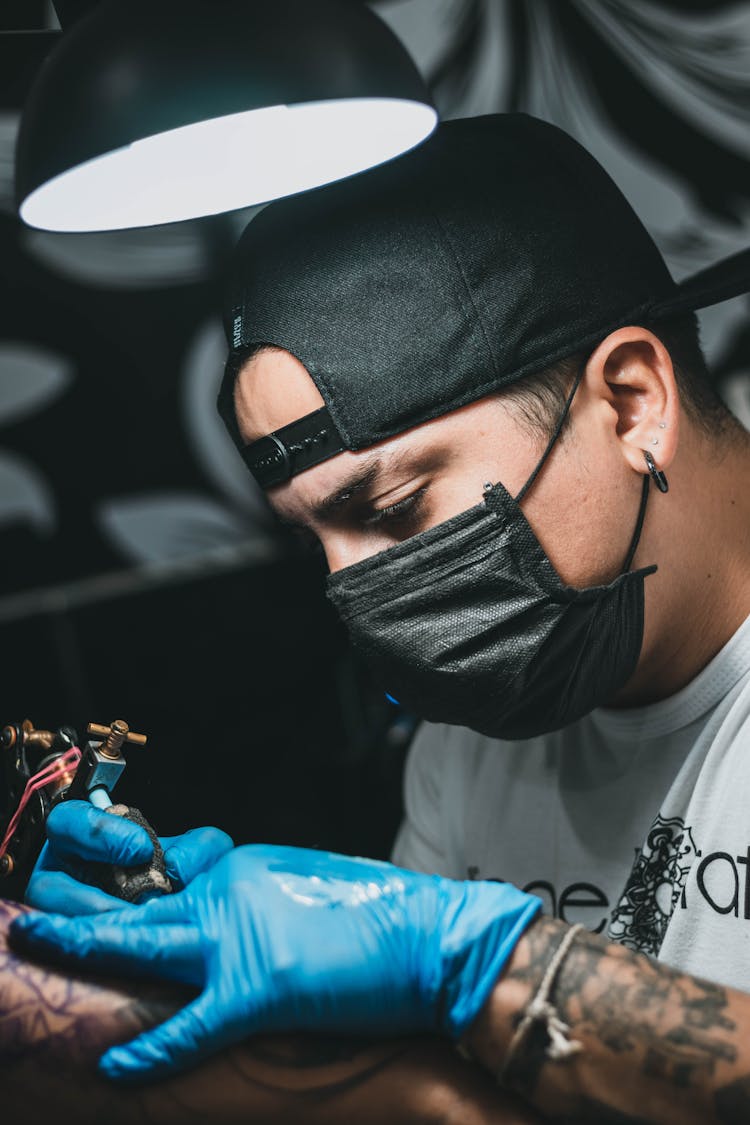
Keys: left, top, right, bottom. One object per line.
{"left": 87, "top": 719, "right": 147, "bottom": 759}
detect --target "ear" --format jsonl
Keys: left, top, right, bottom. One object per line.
{"left": 584, "top": 326, "right": 680, "bottom": 474}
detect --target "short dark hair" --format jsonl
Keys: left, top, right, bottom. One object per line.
{"left": 233, "top": 317, "right": 738, "bottom": 449}
{"left": 499, "top": 313, "right": 738, "bottom": 442}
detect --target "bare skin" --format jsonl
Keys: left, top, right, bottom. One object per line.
{"left": 11, "top": 886, "right": 750, "bottom": 1125}
{"left": 234, "top": 329, "right": 750, "bottom": 706}
{"left": 11, "top": 328, "right": 746, "bottom": 1120}
{"left": 0, "top": 898, "right": 540, "bottom": 1125}
{"left": 230, "top": 332, "right": 750, "bottom": 1123}
{"left": 464, "top": 914, "right": 750, "bottom": 1124}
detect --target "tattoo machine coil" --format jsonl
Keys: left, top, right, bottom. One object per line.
{"left": 0, "top": 718, "right": 172, "bottom": 904}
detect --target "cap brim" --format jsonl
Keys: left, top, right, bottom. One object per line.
{"left": 648, "top": 247, "right": 750, "bottom": 320}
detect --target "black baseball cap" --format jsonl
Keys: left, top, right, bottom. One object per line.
{"left": 218, "top": 112, "right": 749, "bottom": 489}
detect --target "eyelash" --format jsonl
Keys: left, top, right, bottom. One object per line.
{"left": 286, "top": 487, "right": 428, "bottom": 558}
{"left": 361, "top": 488, "right": 426, "bottom": 529}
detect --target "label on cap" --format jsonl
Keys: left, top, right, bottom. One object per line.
{"left": 232, "top": 306, "right": 243, "bottom": 350}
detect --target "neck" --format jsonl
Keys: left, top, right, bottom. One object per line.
{"left": 612, "top": 420, "right": 750, "bottom": 708}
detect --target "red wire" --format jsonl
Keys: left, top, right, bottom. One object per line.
{"left": 0, "top": 746, "right": 82, "bottom": 860}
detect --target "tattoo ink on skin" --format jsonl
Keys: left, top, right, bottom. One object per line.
{"left": 496, "top": 915, "right": 746, "bottom": 1123}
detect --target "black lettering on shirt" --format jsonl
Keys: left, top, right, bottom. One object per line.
{"left": 465, "top": 869, "right": 609, "bottom": 933}
{"left": 558, "top": 881, "right": 609, "bottom": 934}
{"left": 696, "top": 852, "right": 739, "bottom": 916}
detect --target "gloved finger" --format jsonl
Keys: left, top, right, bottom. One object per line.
{"left": 9, "top": 912, "right": 204, "bottom": 984}
{"left": 25, "top": 869, "right": 128, "bottom": 916}
{"left": 160, "top": 827, "right": 234, "bottom": 890}
{"left": 112, "top": 884, "right": 196, "bottom": 926}
{"left": 99, "top": 989, "right": 241, "bottom": 1083}
{"left": 46, "top": 801, "right": 152, "bottom": 866}
{"left": 32, "top": 839, "right": 79, "bottom": 877}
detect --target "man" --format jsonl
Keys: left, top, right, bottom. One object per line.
{"left": 12, "top": 114, "right": 750, "bottom": 1122}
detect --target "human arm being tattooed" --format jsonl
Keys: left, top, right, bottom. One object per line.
{"left": 462, "top": 914, "right": 750, "bottom": 1124}
{"left": 0, "top": 898, "right": 542, "bottom": 1125}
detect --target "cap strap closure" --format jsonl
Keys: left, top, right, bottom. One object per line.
{"left": 239, "top": 406, "right": 346, "bottom": 488}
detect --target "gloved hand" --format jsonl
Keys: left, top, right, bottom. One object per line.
{"left": 11, "top": 843, "right": 541, "bottom": 1083}
{"left": 25, "top": 799, "right": 234, "bottom": 915}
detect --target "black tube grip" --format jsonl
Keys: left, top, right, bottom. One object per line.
{"left": 101, "top": 805, "right": 173, "bottom": 904}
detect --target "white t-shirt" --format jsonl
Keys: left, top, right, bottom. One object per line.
{"left": 392, "top": 613, "right": 750, "bottom": 989}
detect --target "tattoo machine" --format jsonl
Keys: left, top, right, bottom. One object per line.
{"left": 0, "top": 718, "right": 173, "bottom": 904}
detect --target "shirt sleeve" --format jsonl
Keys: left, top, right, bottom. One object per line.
{"left": 391, "top": 722, "right": 449, "bottom": 875}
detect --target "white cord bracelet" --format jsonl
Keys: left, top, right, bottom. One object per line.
{"left": 497, "top": 922, "right": 585, "bottom": 1084}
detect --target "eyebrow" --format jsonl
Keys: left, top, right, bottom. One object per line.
{"left": 311, "top": 459, "right": 385, "bottom": 522}
{"left": 278, "top": 451, "right": 405, "bottom": 531}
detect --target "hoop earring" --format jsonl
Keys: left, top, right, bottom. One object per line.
{"left": 643, "top": 449, "right": 669, "bottom": 493}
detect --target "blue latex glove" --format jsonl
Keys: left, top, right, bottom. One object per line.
{"left": 26, "top": 799, "right": 234, "bottom": 915}
{"left": 11, "top": 843, "right": 541, "bottom": 1083}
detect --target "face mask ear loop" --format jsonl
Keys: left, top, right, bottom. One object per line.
{"left": 621, "top": 474, "right": 650, "bottom": 574}
{"left": 514, "top": 364, "right": 587, "bottom": 506}
{"left": 507, "top": 360, "right": 649, "bottom": 575}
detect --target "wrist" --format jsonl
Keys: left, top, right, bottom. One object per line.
{"left": 460, "top": 916, "right": 583, "bottom": 1087}
{"left": 436, "top": 878, "right": 541, "bottom": 1039}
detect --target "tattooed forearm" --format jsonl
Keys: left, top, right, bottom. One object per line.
{"left": 0, "top": 899, "right": 543, "bottom": 1125}
{"left": 552, "top": 922, "right": 736, "bottom": 1088}
{"left": 0, "top": 899, "right": 160, "bottom": 1123}
{"left": 463, "top": 914, "right": 750, "bottom": 1125}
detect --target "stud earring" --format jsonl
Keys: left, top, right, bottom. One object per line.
{"left": 651, "top": 437, "right": 659, "bottom": 446}
{"left": 643, "top": 449, "right": 669, "bottom": 493}
{"left": 658, "top": 422, "right": 667, "bottom": 429}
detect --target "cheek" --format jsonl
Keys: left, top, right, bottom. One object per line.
{"left": 324, "top": 538, "right": 367, "bottom": 573}
{"left": 321, "top": 530, "right": 400, "bottom": 573}
{"left": 523, "top": 446, "right": 637, "bottom": 588}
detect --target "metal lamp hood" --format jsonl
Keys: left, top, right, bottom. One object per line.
{"left": 15, "top": 0, "right": 437, "bottom": 232}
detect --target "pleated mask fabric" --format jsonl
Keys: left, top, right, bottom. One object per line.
{"left": 326, "top": 476, "right": 655, "bottom": 740}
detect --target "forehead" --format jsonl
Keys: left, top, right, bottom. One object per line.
{"left": 230, "top": 344, "right": 539, "bottom": 523}
{"left": 233, "top": 347, "right": 325, "bottom": 444}
{"left": 232, "top": 346, "right": 430, "bottom": 505}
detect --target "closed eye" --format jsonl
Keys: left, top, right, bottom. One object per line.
{"left": 360, "top": 488, "right": 427, "bottom": 529}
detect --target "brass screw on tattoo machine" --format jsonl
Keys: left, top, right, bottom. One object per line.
{"left": 0, "top": 718, "right": 173, "bottom": 904}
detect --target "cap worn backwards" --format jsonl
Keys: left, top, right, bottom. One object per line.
{"left": 218, "top": 112, "right": 750, "bottom": 489}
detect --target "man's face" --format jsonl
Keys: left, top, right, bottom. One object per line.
{"left": 233, "top": 347, "right": 644, "bottom": 586}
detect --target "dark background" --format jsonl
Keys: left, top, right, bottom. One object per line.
{"left": 1, "top": 1, "right": 748, "bottom": 858}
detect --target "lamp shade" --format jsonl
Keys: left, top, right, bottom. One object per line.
{"left": 15, "top": 0, "right": 437, "bottom": 232}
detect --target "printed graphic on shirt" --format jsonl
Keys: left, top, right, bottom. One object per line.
{"left": 467, "top": 867, "right": 611, "bottom": 933}
{"left": 608, "top": 813, "right": 699, "bottom": 955}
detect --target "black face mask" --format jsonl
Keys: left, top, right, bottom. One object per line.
{"left": 326, "top": 379, "right": 657, "bottom": 741}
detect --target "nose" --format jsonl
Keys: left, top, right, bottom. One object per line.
{"left": 322, "top": 540, "right": 357, "bottom": 574}
{"left": 321, "top": 533, "right": 380, "bottom": 574}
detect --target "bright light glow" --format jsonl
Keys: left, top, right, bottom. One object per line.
{"left": 20, "top": 99, "right": 438, "bottom": 232}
